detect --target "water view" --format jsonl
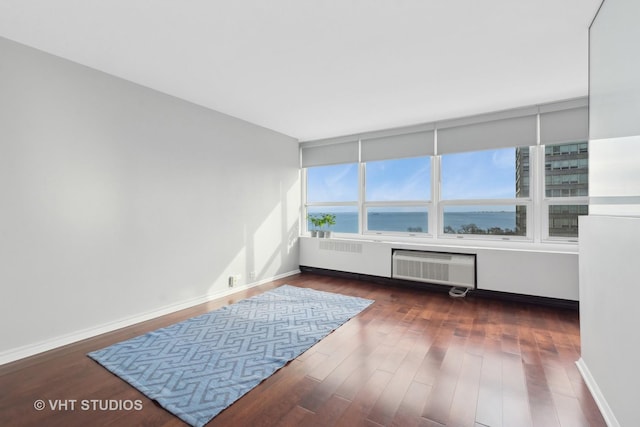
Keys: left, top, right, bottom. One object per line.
{"left": 307, "top": 211, "right": 521, "bottom": 235}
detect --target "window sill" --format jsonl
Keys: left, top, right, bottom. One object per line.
{"left": 301, "top": 233, "right": 579, "bottom": 253}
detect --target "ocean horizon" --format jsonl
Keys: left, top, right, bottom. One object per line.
{"left": 308, "top": 211, "right": 520, "bottom": 234}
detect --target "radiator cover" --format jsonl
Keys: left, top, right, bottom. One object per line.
{"left": 392, "top": 250, "right": 476, "bottom": 289}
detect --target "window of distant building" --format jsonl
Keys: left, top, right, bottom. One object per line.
{"left": 543, "top": 142, "right": 589, "bottom": 239}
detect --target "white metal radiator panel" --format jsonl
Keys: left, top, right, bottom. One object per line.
{"left": 392, "top": 250, "right": 475, "bottom": 289}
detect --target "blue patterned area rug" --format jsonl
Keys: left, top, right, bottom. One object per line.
{"left": 88, "top": 285, "right": 374, "bottom": 427}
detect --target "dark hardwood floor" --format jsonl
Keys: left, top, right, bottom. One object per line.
{"left": 0, "top": 273, "right": 606, "bottom": 426}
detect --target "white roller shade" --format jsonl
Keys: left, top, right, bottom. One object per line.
{"left": 300, "top": 140, "right": 359, "bottom": 167}
{"left": 437, "top": 114, "right": 537, "bottom": 154}
{"left": 540, "top": 106, "right": 589, "bottom": 145}
{"left": 361, "top": 130, "right": 434, "bottom": 162}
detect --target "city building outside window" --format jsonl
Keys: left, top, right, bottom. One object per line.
{"left": 543, "top": 142, "right": 589, "bottom": 239}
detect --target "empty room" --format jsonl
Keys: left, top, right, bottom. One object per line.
{"left": 1, "top": 1, "right": 638, "bottom": 426}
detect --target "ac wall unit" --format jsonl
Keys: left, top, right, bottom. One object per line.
{"left": 392, "top": 250, "right": 476, "bottom": 289}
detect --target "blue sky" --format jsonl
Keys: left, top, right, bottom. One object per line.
{"left": 307, "top": 148, "right": 517, "bottom": 210}
{"left": 306, "top": 163, "right": 359, "bottom": 202}
{"left": 366, "top": 157, "right": 430, "bottom": 201}
{"left": 441, "top": 148, "right": 516, "bottom": 199}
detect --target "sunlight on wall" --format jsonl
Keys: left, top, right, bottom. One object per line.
{"left": 254, "top": 201, "right": 284, "bottom": 278}
{"left": 210, "top": 246, "right": 247, "bottom": 290}
{"left": 590, "top": 135, "right": 640, "bottom": 196}
{"left": 286, "top": 175, "right": 301, "bottom": 252}
{"left": 589, "top": 135, "right": 640, "bottom": 216}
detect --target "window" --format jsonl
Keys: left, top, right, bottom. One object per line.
{"left": 305, "top": 163, "right": 359, "bottom": 233}
{"left": 300, "top": 99, "right": 588, "bottom": 243}
{"left": 441, "top": 148, "right": 522, "bottom": 199}
{"left": 364, "top": 156, "right": 431, "bottom": 234}
{"left": 543, "top": 141, "right": 589, "bottom": 239}
{"left": 306, "top": 206, "right": 359, "bottom": 234}
{"left": 367, "top": 206, "right": 428, "bottom": 233}
{"left": 443, "top": 205, "right": 526, "bottom": 236}
{"left": 365, "top": 157, "right": 431, "bottom": 201}
{"left": 307, "top": 163, "right": 358, "bottom": 203}
{"left": 440, "top": 147, "right": 530, "bottom": 238}
{"left": 547, "top": 205, "right": 588, "bottom": 238}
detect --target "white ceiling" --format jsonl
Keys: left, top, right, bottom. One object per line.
{"left": 0, "top": 0, "right": 602, "bottom": 141}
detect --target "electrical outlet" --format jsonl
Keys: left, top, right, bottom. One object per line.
{"left": 249, "top": 271, "right": 256, "bottom": 280}
{"left": 228, "top": 275, "right": 240, "bottom": 287}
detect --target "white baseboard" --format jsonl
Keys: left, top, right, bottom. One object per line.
{"left": 575, "top": 358, "right": 620, "bottom": 427}
{"left": 0, "top": 269, "right": 300, "bottom": 366}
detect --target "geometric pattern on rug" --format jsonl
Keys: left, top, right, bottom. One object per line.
{"left": 88, "top": 285, "right": 374, "bottom": 427}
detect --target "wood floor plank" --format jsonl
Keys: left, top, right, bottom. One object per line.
{"left": 569, "top": 379, "right": 608, "bottom": 426}
{"left": 552, "top": 392, "right": 590, "bottom": 427}
{"left": 333, "top": 369, "right": 393, "bottom": 427}
{"left": 447, "top": 352, "right": 482, "bottom": 427}
{"left": 475, "top": 338, "right": 503, "bottom": 427}
{"left": 543, "top": 363, "right": 577, "bottom": 398}
{"left": 298, "top": 331, "right": 384, "bottom": 412}
{"left": 389, "top": 381, "right": 433, "bottom": 427}
{"left": 523, "top": 364, "right": 561, "bottom": 427}
{"left": 0, "top": 273, "right": 606, "bottom": 427}
{"left": 332, "top": 343, "right": 394, "bottom": 402}
{"left": 421, "top": 336, "right": 466, "bottom": 425}
{"left": 301, "top": 394, "right": 351, "bottom": 427}
{"left": 274, "top": 405, "right": 314, "bottom": 427}
{"left": 367, "top": 331, "right": 431, "bottom": 426}
{"left": 502, "top": 352, "right": 533, "bottom": 427}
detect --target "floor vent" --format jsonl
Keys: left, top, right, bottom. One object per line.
{"left": 392, "top": 250, "right": 476, "bottom": 289}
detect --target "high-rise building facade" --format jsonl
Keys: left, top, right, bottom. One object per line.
{"left": 515, "top": 147, "right": 529, "bottom": 235}
{"left": 516, "top": 142, "right": 588, "bottom": 238}
{"left": 544, "top": 142, "right": 588, "bottom": 237}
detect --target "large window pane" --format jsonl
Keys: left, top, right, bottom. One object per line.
{"left": 441, "top": 148, "right": 525, "bottom": 199}
{"left": 443, "top": 205, "right": 526, "bottom": 236}
{"left": 545, "top": 142, "right": 588, "bottom": 198}
{"left": 307, "top": 206, "right": 358, "bottom": 233}
{"left": 365, "top": 156, "right": 431, "bottom": 201}
{"left": 548, "top": 205, "right": 588, "bottom": 238}
{"left": 367, "top": 206, "right": 428, "bottom": 233}
{"left": 307, "top": 163, "right": 358, "bottom": 203}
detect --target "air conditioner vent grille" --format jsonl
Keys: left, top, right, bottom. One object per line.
{"left": 395, "top": 259, "right": 449, "bottom": 282}
{"left": 319, "top": 240, "right": 363, "bottom": 253}
{"left": 392, "top": 250, "right": 475, "bottom": 289}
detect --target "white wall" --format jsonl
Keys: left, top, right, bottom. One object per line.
{"left": 589, "top": 0, "right": 640, "bottom": 216}
{"left": 578, "top": 0, "right": 640, "bottom": 425}
{"left": 579, "top": 216, "right": 640, "bottom": 427}
{"left": 0, "top": 37, "right": 300, "bottom": 363}
{"left": 300, "top": 237, "right": 579, "bottom": 300}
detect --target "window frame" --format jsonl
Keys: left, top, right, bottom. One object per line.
{"left": 437, "top": 200, "right": 533, "bottom": 241}
{"left": 299, "top": 100, "right": 589, "bottom": 245}
{"left": 362, "top": 156, "right": 433, "bottom": 237}
{"left": 437, "top": 147, "right": 534, "bottom": 241}
{"left": 541, "top": 140, "right": 589, "bottom": 242}
{"left": 303, "top": 162, "right": 360, "bottom": 236}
